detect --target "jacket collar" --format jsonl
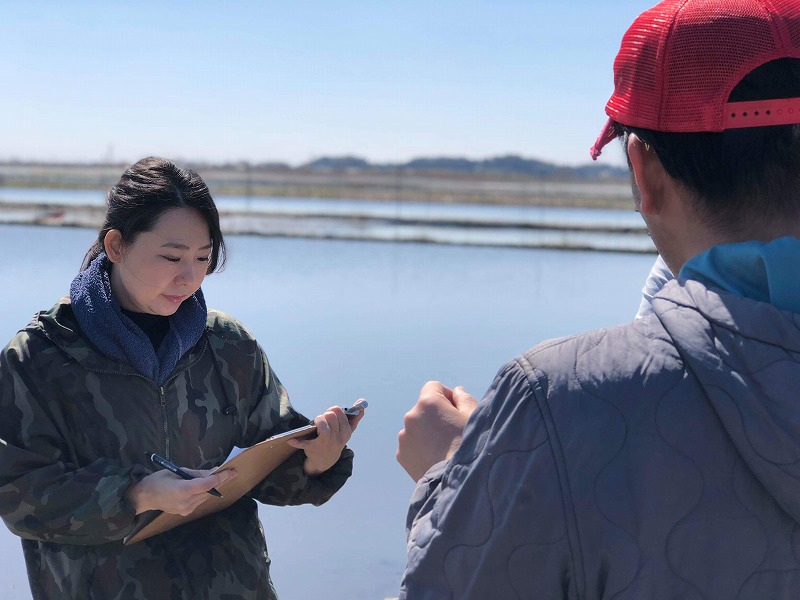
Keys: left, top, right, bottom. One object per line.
{"left": 36, "top": 296, "right": 209, "bottom": 383}
{"left": 679, "top": 237, "right": 800, "bottom": 314}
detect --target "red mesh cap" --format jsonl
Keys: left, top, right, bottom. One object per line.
{"left": 591, "top": 0, "right": 800, "bottom": 159}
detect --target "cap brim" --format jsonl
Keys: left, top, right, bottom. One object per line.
{"left": 590, "top": 118, "right": 617, "bottom": 160}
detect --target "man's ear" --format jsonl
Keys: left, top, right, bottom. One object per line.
{"left": 628, "top": 133, "right": 667, "bottom": 216}
{"left": 104, "top": 229, "right": 125, "bottom": 263}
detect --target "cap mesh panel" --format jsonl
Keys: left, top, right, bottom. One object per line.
{"left": 605, "top": 0, "right": 800, "bottom": 132}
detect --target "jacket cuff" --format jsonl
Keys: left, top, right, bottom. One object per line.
{"left": 304, "top": 447, "right": 354, "bottom": 505}
{"left": 406, "top": 459, "right": 448, "bottom": 535}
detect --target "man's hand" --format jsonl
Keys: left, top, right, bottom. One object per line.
{"left": 397, "top": 381, "right": 478, "bottom": 482}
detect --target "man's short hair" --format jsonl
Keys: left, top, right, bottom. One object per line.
{"left": 616, "top": 59, "right": 800, "bottom": 234}
{"left": 589, "top": 0, "right": 800, "bottom": 233}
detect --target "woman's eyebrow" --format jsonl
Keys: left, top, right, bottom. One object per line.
{"left": 160, "top": 241, "right": 213, "bottom": 250}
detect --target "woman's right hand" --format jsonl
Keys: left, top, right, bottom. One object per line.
{"left": 125, "top": 468, "right": 237, "bottom": 516}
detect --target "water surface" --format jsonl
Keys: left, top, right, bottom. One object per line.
{"left": 0, "top": 187, "right": 654, "bottom": 253}
{"left": 0, "top": 223, "right": 655, "bottom": 599}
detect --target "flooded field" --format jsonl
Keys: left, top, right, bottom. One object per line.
{"left": 0, "top": 186, "right": 652, "bottom": 253}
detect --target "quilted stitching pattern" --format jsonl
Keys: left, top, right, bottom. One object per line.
{"left": 402, "top": 279, "right": 800, "bottom": 599}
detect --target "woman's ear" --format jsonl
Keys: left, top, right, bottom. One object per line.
{"left": 104, "top": 229, "right": 125, "bottom": 263}
{"left": 627, "top": 133, "right": 668, "bottom": 216}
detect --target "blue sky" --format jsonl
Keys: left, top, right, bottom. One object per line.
{"left": 1, "top": 1, "right": 649, "bottom": 167}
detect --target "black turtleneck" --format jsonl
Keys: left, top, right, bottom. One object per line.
{"left": 121, "top": 309, "right": 170, "bottom": 351}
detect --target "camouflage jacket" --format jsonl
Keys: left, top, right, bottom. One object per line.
{"left": 0, "top": 298, "right": 354, "bottom": 599}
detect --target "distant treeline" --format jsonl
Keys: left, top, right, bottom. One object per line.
{"left": 211, "top": 154, "right": 628, "bottom": 180}
{"left": 0, "top": 155, "right": 634, "bottom": 207}
{"left": 0, "top": 154, "right": 629, "bottom": 185}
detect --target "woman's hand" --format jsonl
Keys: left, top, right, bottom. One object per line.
{"left": 287, "top": 399, "right": 366, "bottom": 476}
{"left": 125, "top": 468, "right": 237, "bottom": 516}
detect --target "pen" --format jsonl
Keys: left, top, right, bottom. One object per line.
{"left": 146, "top": 452, "right": 224, "bottom": 498}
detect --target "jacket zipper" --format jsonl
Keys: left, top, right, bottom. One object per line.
{"left": 75, "top": 338, "right": 209, "bottom": 462}
{"left": 160, "top": 386, "right": 170, "bottom": 460}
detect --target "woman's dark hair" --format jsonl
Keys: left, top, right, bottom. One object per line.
{"left": 81, "top": 157, "right": 226, "bottom": 273}
{"left": 615, "top": 58, "right": 800, "bottom": 234}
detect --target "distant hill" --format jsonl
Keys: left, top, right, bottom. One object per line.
{"left": 299, "top": 156, "right": 372, "bottom": 170}
{"left": 0, "top": 154, "right": 628, "bottom": 181}
{"left": 301, "top": 154, "right": 628, "bottom": 180}
{"left": 0, "top": 157, "right": 634, "bottom": 208}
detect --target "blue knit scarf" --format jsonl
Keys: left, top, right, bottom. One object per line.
{"left": 69, "top": 253, "right": 208, "bottom": 385}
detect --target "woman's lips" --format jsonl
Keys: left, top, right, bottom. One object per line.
{"left": 163, "top": 294, "right": 185, "bottom": 304}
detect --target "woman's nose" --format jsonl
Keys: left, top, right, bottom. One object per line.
{"left": 176, "top": 260, "right": 201, "bottom": 285}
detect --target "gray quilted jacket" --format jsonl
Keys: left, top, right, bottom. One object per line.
{"left": 402, "top": 278, "right": 800, "bottom": 599}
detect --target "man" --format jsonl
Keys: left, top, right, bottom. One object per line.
{"left": 396, "top": 0, "right": 800, "bottom": 598}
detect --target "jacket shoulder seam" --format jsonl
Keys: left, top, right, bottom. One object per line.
{"left": 516, "top": 353, "right": 586, "bottom": 599}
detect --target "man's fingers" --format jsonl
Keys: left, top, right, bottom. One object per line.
{"left": 420, "top": 380, "right": 453, "bottom": 400}
{"left": 452, "top": 386, "right": 478, "bottom": 410}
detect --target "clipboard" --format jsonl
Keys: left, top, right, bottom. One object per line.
{"left": 123, "top": 424, "right": 317, "bottom": 545}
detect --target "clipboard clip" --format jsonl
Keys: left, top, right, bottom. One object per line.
{"left": 343, "top": 400, "right": 368, "bottom": 417}
{"left": 307, "top": 400, "right": 368, "bottom": 425}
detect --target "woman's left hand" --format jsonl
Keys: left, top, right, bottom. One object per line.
{"left": 287, "top": 399, "right": 366, "bottom": 476}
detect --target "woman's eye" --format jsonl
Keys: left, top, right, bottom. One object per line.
{"left": 161, "top": 256, "right": 180, "bottom": 263}
{"left": 197, "top": 256, "right": 210, "bottom": 263}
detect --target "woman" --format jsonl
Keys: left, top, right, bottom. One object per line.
{"left": 0, "top": 157, "right": 363, "bottom": 599}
